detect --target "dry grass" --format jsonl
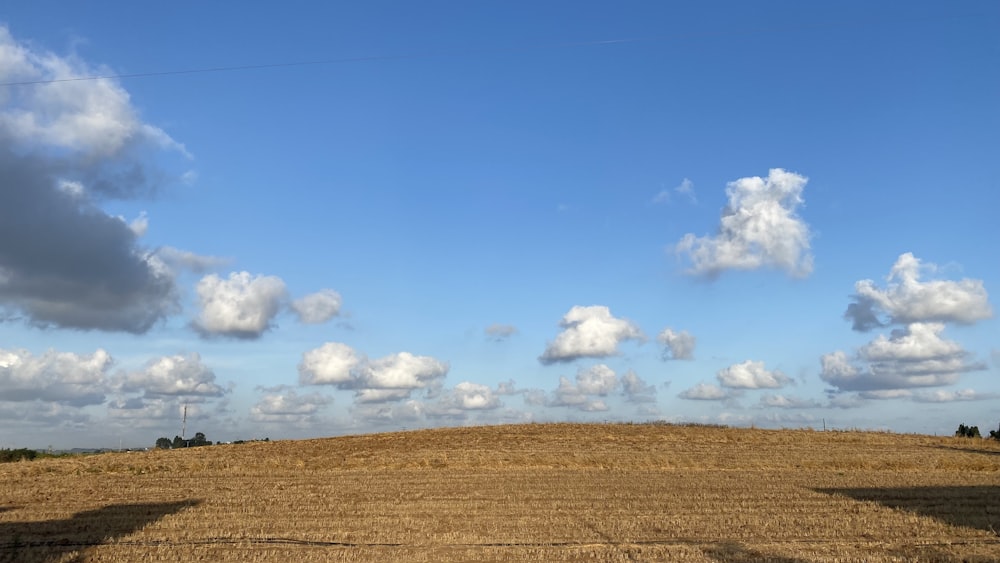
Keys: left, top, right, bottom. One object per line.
{"left": 1, "top": 423, "right": 999, "bottom": 562}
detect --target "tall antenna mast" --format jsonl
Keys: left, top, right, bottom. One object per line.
{"left": 181, "top": 404, "right": 188, "bottom": 440}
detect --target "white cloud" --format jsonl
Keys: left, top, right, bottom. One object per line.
{"left": 291, "top": 289, "right": 342, "bottom": 324}
{"left": 107, "top": 397, "right": 176, "bottom": 422}
{"left": 120, "top": 353, "right": 225, "bottom": 397}
{"left": 911, "top": 389, "right": 999, "bottom": 403}
{"left": 758, "top": 394, "right": 821, "bottom": 409}
{"left": 362, "top": 352, "right": 449, "bottom": 390}
{"left": 657, "top": 328, "right": 695, "bottom": 360}
{"left": 539, "top": 305, "right": 644, "bottom": 364}
{"left": 0, "top": 347, "right": 111, "bottom": 406}
{"left": 857, "top": 322, "right": 964, "bottom": 362}
{"left": 575, "top": 364, "right": 619, "bottom": 395}
{"left": 128, "top": 212, "right": 148, "bottom": 237}
{"left": 675, "top": 168, "right": 812, "bottom": 277}
{"left": 652, "top": 178, "right": 696, "bottom": 205}
{"left": 353, "top": 388, "right": 414, "bottom": 404}
{"left": 299, "top": 342, "right": 449, "bottom": 403}
{"left": 298, "top": 342, "right": 362, "bottom": 385}
{"left": 820, "top": 323, "right": 985, "bottom": 392}
{"left": 675, "top": 178, "right": 696, "bottom": 202}
{"left": 193, "top": 272, "right": 288, "bottom": 339}
{"left": 250, "top": 388, "right": 331, "bottom": 425}
{"left": 155, "top": 246, "right": 229, "bottom": 275}
{"left": 484, "top": 323, "right": 518, "bottom": 342}
{"left": 717, "top": 360, "right": 790, "bottom": 389}
{"left": 425, "top": 382, "right": 504, "bottom": 418}
{"left": 620, "top": 370, "right": 657, "bottom": 403}
{"left": 845, "top": 253, "right": 992, "bottom": 331}
{"left": 678, "top": 382, "right": 733, "bottom": 401}
{"left": 0, "top": 26, "right": 188, "bottom": 158}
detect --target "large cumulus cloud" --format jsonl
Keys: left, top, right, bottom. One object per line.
{"left": 0, "top": 25, "right": 196, "bottom": 333}
{"left": 823, "top": 254, "right": 991, "bottom": 396}
{"left": 820, "top": 323, "right": 985, "bottom": 392}
{"left": 844, "top": 253, "right": 992, "bottom": 331}
{"left": 675, "top": 168, "right": 812, "bottom": 278}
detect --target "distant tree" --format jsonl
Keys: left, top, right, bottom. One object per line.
{"left": 190, "top": 432, "right": 212, "bottom": 447}
{"left": 172, "top": 435, "right": 185, "bottom": 449}
{"left": 990, "top": 423, "right": 1000, "bottom": 441}
{"left": 0, "top": 448, "right": 38, "bottom": 463}
{"left": 955, "top": 424, "right": 981, "bottom": 438}
{"left": 155, "top": 437, "right": 172, "bottom": 449}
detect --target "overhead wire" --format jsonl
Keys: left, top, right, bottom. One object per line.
{"left": 0, "top": 12, "right": 988, "bottom": 88}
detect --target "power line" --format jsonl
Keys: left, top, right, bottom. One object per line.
{"left": 0, "top": 37, "right": 638, "bottom": 87}
{"left": 0, "top": 12, "right": 986, "bottom": 88}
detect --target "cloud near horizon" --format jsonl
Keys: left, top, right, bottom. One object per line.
{"left": 820, "top": 323, "right": 985, "bottom": 392}
{"left": 675, "top": 168, "right": 812, "bottom": 278}
{"left": 717, "top": 360, "right": 791, "bottom": 390}
{"left": 299, "top": 341, "right": 449, "bottom": 403}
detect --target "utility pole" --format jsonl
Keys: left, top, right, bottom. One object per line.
{"left": 181, "top": 404, "right": 188, "bottom": 441}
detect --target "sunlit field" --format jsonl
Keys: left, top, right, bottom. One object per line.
{"left": 1, "top": 423, "right": 998, "bottom": 562}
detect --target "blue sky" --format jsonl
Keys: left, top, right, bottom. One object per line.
{"left": 0, "top": 2, "right": 997, "bottom": 448}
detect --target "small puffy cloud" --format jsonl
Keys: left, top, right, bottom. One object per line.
{"left": 431, "top": 382, "right": 503, "bottom": 414}
{"left": 119, "top": 353, "right": 225, "bottom": 397}
{"left": 362, "top": 352, "right": 449, "bottom": 389}
{"left": 845, "top": 253, "right": 992, "bottom": 331}
{"left": 299, "top": 342, "right": 362, "bottom": 385}
{"left": 250, "top": 388, "right": 331, "bottom": 425}
{"left": 717, "top": 360, "right": 790, "bottom": 389}
{"left": 678, "top": 382, "right": 733, "bottom": 401}
{"left": 657, "top": 328, "right": 695, "bottom": 360}
{"left": 675, "top": 168, "right": 812, "bottom": 278}
{"left": 193, "top": 272, "right": 288, "bottom": 339}
{"left": 620, "top": 370, "right": 656, "bottom": 403}
{"left": 0, "top": 348, "right": 111, "bottom": 406}
{"left": 485, "top": 323, "right": 518, "bottom": 342}
{"left": 575, "top": 364, "right": 619, "bottom": 395}
{"left": 758, "top": 394, "right": 821, "bottom": 409}
{"left": 911, "top": 389, "right": 999, "bottom": 403}
{"left": 820, "top": 323, "right": 985, "bottom": 392}
{"left": 299, "top": 342, "right": 449, "bottom": 403}
{"left": 539, "top": 305, "right": 644, "bottom": 365}
{"left": 291, "top": 289, "right": 342, "bottom": 324}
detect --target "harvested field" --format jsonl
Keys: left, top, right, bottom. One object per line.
{"left": 1, "top": 423, "right": 998, "bottom": 562}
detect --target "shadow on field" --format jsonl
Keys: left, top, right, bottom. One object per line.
{"left": 702, "top": 542, "right": 810, "bottom": 562}
{"left": 930, "top": 444, "right": 1000, "bottom": 457}
{"left": 815, "top": 486, "right": 1000, "bottom": 535}
{"left": 0, "top": 500, "right": 199, "bottom": 563}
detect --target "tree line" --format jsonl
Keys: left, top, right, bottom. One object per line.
{"left": 955, "top": 422, "right": 1000, "bottom": 440}
{"left": 155, "top": 432, "right": 212, "bottom": 449}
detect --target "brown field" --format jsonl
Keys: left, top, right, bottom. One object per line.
{"left": 1, "top": 423, "right": 999, "bottom": 562}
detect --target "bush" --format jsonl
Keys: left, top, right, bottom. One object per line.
{"left": 0, "top": 448, "right": 38, "bottom": 463}
{"left": 955, "top": 423, "right": 981, "bottom": 438}
{"left": 989, "top": 423, "right": 1000, "bottom": 441}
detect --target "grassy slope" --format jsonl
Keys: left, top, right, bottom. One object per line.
{"left": 1, "top": 423, "right": 999, "bottom": 562}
